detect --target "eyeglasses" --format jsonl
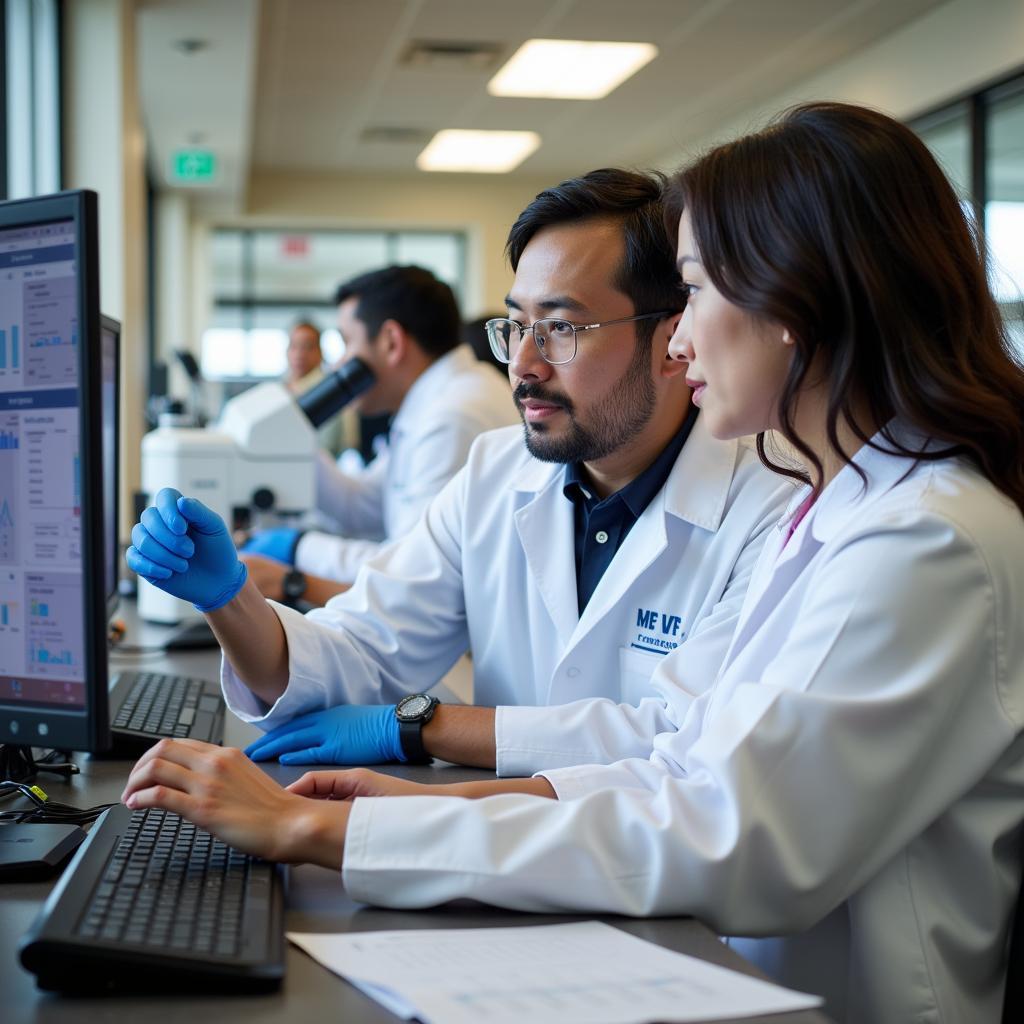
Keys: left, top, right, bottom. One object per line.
{"left": 485, "top": 311, "right": 673, "bottom": 366}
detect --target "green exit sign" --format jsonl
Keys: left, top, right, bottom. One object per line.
{"left": 171, "top": 150, "right": 217, "bottom": 183}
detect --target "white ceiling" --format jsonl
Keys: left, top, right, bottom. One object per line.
{"left": 137, "top": 0, "right": 950, "bottom": 206}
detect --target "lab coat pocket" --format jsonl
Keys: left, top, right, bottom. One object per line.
{"left": 618, "top": 645, "right": 665, "bottom": 707}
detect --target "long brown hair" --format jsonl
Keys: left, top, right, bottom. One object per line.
{"left": 665, "top": 102, "right": 1024, "bottom": 513}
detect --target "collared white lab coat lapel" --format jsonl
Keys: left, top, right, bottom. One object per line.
{"left": 562, "top": 417, "right": 739, "bottom": 689}
{"left": 720, "top": 429, "right": 930, "bottom": 676}
{"left": 512, "top": 457, "right": 580, "bottom": 651}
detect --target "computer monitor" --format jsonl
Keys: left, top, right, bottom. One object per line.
{"left": 0, "top": 189, "right": 110, "bottom": 764}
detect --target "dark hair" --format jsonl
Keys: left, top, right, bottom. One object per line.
{"left": 334, "top": 265, "right": 461, "bottom": 359}
{"left": 462, "top": 315, "right": 506, "bottom": 372}
{"left": 664, "top": 101, "right": 1024, "bottom": 513}
{"left": 289, "top": 318, "right": 321, "bottom": 339}
{"left": 507, "top": 168, "right": 685, "bottom": 347}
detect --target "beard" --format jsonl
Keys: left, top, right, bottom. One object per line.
{"left": 514, "top": 340, "right": 656, "bottom": 464}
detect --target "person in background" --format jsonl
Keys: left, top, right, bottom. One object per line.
{"left": 125, "top": 168, "right": 791, "bottom": 772}
{"left": 242, "top": 265, "right": 517, "bottom": 604}
{"left": 283, "top": 319, "right": 324, "bottom": 393}
{"left": 125, "top": 105, "right": 1024, "bottom": 1024}
{"left": 282, "top": 318, "right": 353, "bottom": 458}
{"left": 461, "top": 314, "right": 509, "bottom": 374}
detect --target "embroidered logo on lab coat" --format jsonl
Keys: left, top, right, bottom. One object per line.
{"left": 632, "top": 607, "right": 684, "bottom": 654}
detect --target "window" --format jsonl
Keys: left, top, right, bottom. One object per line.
{"left": 3, "top": 0, "right": 60, "bottom": 199}
{"left": 985, "top": 81, "right": 1024, "bottom": 359}
{"left": 911, "top": 69, "right": 1024, "bottom": 362}
{"left": 201, "top": 228, "right": 466, "bottom": 380}
{"left": 915, "top": 102, "right": 971, "bottom": 201}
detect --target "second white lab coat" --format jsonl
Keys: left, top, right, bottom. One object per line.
{"left": 223, "top": 415, "right": 794, "bottom": 774}
{"left": 295, "top": 344, "right": 517, "bottom": 582}
{"left": 340, "top": 426, "right": 1024, "bottom": 1024}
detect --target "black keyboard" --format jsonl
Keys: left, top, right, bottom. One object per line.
{"left": 19, "top": 805, "right": 286, "bottom": 992}
{"left": 108, "top": 670, "right": 225, "bottom": 755}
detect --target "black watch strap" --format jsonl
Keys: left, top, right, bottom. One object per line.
{"left": 398, "top": 719, "right": 432, "bottom": 764}
{"left": 395, "top": 694, "right": 439, "bottom": 764}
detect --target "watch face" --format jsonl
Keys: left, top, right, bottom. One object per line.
{"left": 397, "top": 694, "right": 432, "bottom": 721}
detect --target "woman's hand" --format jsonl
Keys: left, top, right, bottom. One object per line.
{"left": 122, "top": 738, "right": 349, "bottom": 869}
{"left": 286, "top": 766, "right": 558, "bottom": 801}
{"left": 287, "top": 767, "right": 445, "bottom": 800}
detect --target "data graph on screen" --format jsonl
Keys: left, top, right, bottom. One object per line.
{"left": 0, "top": 415, "right": 18, "bottom": 565}
{"left": 24, "top": 573, "right": 84, "bottom": 681}
{"left": 24, "top": 277, "right": 78, "bottom": 385}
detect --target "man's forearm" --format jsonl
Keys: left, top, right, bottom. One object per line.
{"left": 422, "top": 704, "right": 497, "bottom": 768}
{"left": 305, "top": 572, "right": 350, "bottom": 607}
{"left": 206, "top": 577, "right": 290, "bottom": 706}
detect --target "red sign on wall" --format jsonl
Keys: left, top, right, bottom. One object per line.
{"left": 280, "top": 235, "right": 310, "bottom": 258}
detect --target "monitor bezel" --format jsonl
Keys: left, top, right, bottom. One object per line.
{"left": 0, "top": 189, "right": 109, "bottom": 754}
{"left": 100, "top": 313, "right": 120, "bottom": 619}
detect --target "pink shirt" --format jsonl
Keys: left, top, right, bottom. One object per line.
{"left": 783, "top": 492, "right": 816, "bottom": 547}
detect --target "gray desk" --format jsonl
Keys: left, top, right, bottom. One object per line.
{"left": 2, "top": 604, "right": 834, "bottom": 1024}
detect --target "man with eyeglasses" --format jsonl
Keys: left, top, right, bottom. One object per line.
{"left": 127, "top": 169, "right": 793, "bottom": 774}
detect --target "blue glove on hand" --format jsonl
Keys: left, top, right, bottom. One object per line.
{"left": 242, "top": 527, "right": 301, "bottom": 565}
{"left": 125, "top": 487, "right": 247, "bottom": 612}
{"left": 244, "top": 705, "right": 404, "bottom": 766}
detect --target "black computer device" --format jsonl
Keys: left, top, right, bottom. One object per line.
{"left": 0, "top": 189, "right": 110, "bottom": 761}
{"left": 0, "top": 191, "right": 224, "bottom": 771}
{"left": 3, "top": 190, "right": 284, "bottom": 993}
{"left": 19, "top": 804, "right": 286, "bottom": 992}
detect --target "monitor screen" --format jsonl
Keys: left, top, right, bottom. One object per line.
{"left": 0, "top": 190, "right": 108, "bottom": 755}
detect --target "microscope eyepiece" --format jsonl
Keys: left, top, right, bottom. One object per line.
{"left": 296, "top": 357, "right": 376, "bottom": 428}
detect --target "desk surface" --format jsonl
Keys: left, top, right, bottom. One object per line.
{"left": 2, "top": 604, "right": 834, "bottom": 1024}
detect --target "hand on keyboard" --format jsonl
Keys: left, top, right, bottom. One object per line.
{"left": 126, "top": 488, "right": 248, "bottom": 612}
{"left": 122, "top": 739, "right": 349, "bottom": 868}
{"left": 244, "top": 705, "right": 403, "bottom": 765}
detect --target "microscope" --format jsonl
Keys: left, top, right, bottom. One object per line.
{"left": 138, "top": 359, "right": 374, "bottom": 624}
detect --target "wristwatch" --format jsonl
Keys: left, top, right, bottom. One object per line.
{"left": 394, "top": 693, "right": 441, "bottom": 764}
{"left": 280, "top": 568, "right": 308, "bottom": 607}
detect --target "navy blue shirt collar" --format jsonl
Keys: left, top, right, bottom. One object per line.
{"left": 562, "top": 406, "right": 698, "bottom": 613}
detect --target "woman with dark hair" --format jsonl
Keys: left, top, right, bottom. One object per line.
{"left": 123, "top": 104, "right": 1024, "bottom": 1023}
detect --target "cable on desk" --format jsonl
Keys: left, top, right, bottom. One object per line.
{"left": 0, "top": 780, "right": 114, "bottom": 826}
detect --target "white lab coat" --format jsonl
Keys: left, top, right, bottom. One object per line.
{"left": 223, "top": 415, "right": 795, "bottom": 774}
{"left": 339, "top": 425, "right": 1024, "bottom": 1024}
{"left": 295, "top": 344, "right": 517, "bottom": 582}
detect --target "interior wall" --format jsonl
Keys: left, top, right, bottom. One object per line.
{"left": 657, "top": 0, "right": 1024, "bottom": 165}
{"left": 62, "top": 0, "right": 147, "bottom": 543}
{"left": 213, "top": 170, "right": 557, "bottom": 318}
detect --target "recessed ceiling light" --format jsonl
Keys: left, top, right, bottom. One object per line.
{"left": 416, "top": 130, "right": 541, "bottom": 173}
{"left": 488, "top": 39, "right": 657, "bottom": 99}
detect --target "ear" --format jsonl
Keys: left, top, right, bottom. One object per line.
{"left": 378, "top": 319, "right": 408, "bottom": 368}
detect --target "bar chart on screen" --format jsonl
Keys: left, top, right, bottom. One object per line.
{"left": 0, "top": 571, "right": 22, "bottom": 676}
{"left": 24, "top": 277, "right": 77, "bottom": 386}
{"left": 0, "top": 272, "right": 24, "bottom": 385}
{"left": 25, "top": 572, "right": 83, "bottom": 682}
{"left": 0, "top": 414, "right": 18, "bottom": 565}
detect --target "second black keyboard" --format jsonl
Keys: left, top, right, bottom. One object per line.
{"left": 108, "top": 670, "right": 225, "bottom": 754}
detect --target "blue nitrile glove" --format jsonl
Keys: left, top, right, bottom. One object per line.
{"left": 244, "top": 705, "right": 404, "bottom": 766}
{"left": 242, "top": 527, "right": 301, "bottom": 565}
{"left": 125, "top": 487, "right": 248, "bottom": 612}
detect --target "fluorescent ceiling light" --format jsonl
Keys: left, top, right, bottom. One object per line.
{"left": 417, "top": 129, "right": 541, "bottom": 173}
{"left": 488, "top": 39, "right": 657, "bottom": 99}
